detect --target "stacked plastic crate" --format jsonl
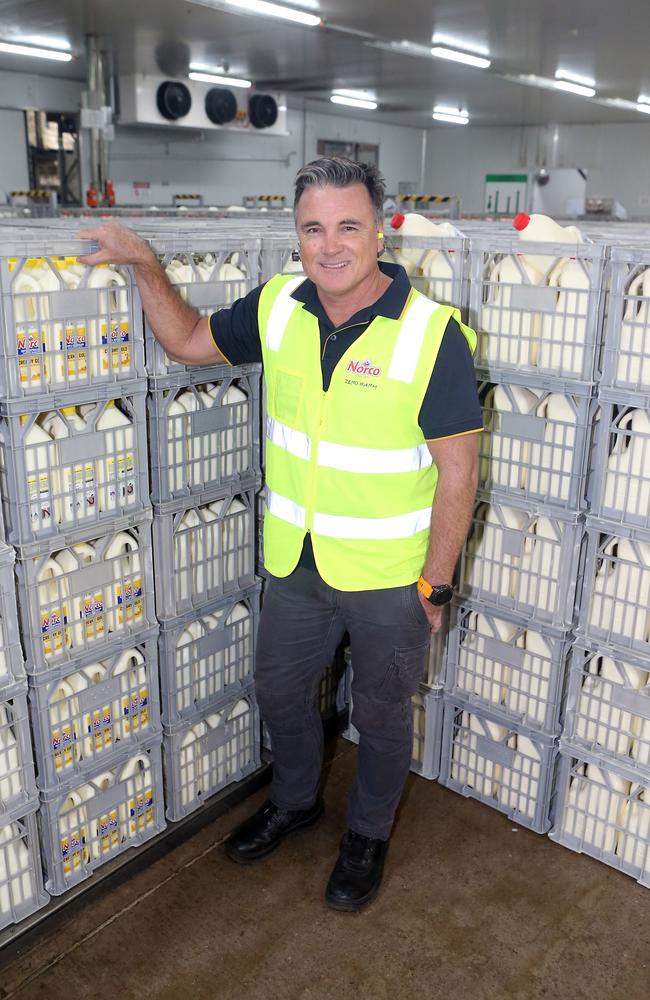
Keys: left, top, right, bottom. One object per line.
{"left": 342, "top": 228, "right": 468, "bottom": 779}
{"left": 145, "top": 232, "right": 263, "bottom": 822}
{"left": 550, "top": 246, "right": 650, "bottom": 886}
{"left": 439, "top": 233, "right": 606, "bottom": 832}
{"left": 0, "top": 230, "right": 165, "bottom": 899}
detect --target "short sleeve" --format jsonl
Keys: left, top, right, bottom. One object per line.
{"left": 208, "top": 283, "right": 266, "bottom": 366}
{"left": 418, "top": 317, "right": 483, "bottom": 439}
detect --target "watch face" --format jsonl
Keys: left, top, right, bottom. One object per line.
{"left": 429, "top": 585, "right": 453, "bottom": 606}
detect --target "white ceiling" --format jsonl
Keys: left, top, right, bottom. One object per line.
{"left": 2, "top": 0, "right": 650, "bottom": 128}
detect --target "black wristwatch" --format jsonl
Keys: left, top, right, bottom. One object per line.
{"left": 417, "top": 577, "right": 454, "bottom": 606}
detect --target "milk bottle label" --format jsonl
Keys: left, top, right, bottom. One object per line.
{"left": 52, "top": 724, "right": 75, "bottom": 770}
{"left": 101, "top": 321, "right": 130, "bottom": 372}
{"left": 81, "top": 591, "right": 105, "bottom": 641}
{"left": 88, "top": 704, "right": 113, "bottom": 752}
{"left": 98, "top": 808, "right": 119, "bottom": 853}
{"left": 42, "top": 604, "right": 68, "bottom": 657}
{"left": 121, "top": 687, "right": 149, "bottom": 733}
{"left": 129, "top": 787, "right": 154, "bottom": 830}
{"left": 116, "top": 577, "right": 143, "bottom": 625}
{"left": 62, "top": 324, "right": 88, "bottom": 379}
{"left": 28, "top": 470, "right": 52, "bottom": 527}
{"left": 61, "top": 827, "right": 86, "bottom": 874}
{"left": 16, "top": 330, "right": 43, "bottom": 386}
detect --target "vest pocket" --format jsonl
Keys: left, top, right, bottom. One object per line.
{"left": 273, "top": 368, "right": 306, "bottom": 426}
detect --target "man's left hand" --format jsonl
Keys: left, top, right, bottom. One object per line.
{"left": 417, "top": 592, "right": 445, "bottom": 633}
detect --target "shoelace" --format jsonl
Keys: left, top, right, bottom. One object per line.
{"left": 341, "top": 832, "right": 378, "bottom": 870}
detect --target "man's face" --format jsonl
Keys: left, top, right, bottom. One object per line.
{"left": 295, "top": 183, "right": 381, "bottom": 298}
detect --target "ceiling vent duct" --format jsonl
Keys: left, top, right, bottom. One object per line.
{"left": 205, "top": 87, "right": 238, "bottom": 125}
{"left": 249, "top": 93, "right": 278, "bottom": 129}
{"left": 156, "top": 80, "right": 192, "bottom": 120}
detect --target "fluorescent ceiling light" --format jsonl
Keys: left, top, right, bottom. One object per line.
{"left": 432, "top": 108, "right": 469, "bottom": 124}
{"left": 555, "top": 69, "right": 595, "bottom": 88}
{"left": 223, "top": 0, "right": 320, "bottom": 25}
{"left": 553, "top": 79, "right": 595, "bottom": 97}
{"left": 330, "top": 94, "right": 377, "bottom": 110}
{"left": 0, "top": 40, "right": 72, "bottom": 62}
{"left": 189, "top": 69, "right": 251, "bottom": 87}
{"left": 333, "top": 88, "right": 376, "bottom": 101}
{"left": 432, "top": 34, "right": 489, "bottom": 57}
{"left": 638, "top": 94, "right": 650, "bottom": 106}
{"left": 431, "top": 46, "right": 490, "bottom": 69}
{"left": 637, "top": 103, "right": 650, "bottom": 114}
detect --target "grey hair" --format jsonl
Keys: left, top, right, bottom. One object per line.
{"left": 293, "top": 157, "right": 386, "bottom": 223}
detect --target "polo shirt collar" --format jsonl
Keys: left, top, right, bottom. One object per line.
{"left": 290, "top": 261, "right": 411, "bottom": 326}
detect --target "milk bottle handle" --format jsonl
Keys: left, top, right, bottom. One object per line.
{"left": 119, "top": 753, "right": 150, "bottom": 779}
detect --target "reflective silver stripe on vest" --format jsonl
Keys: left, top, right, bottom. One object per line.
{"left": 265, "top": 277, "right": 306, "bottom": 352}
{"left": 313, "top": 508, "right": 432, "bottom": 540}
{"left": 387, "top": 293, "right": 440, "bottom": 384}
{"left": 266, "top": 417, "right": 311, "bottom": 461}
{"left": 317, "top": 440, "right": 432, "bottom": 474}
{"left": 266, "top": 488, "right": 306, "bottom": 529}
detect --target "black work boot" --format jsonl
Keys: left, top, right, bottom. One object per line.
{"left": 325, "top": 830, "right": 389, "bottom": 911}
{"left": 225, "top": 798, "right": 323, "bottom": 864}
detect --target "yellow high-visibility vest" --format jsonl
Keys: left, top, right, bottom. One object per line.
{"left": 259, "top": 273, "right": 477, "bottom": 590}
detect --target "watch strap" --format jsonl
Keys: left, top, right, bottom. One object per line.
{"left": 417, "top": 576, "right": 433, "bottom": 599}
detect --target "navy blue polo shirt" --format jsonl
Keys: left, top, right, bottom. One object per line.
{"left": 209, "top": 261, "right": 482, "bottom": 569}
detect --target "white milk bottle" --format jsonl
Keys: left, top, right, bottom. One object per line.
{"left": 218, "top": 385, "right": 248, "bottom": 482}
{"left": 483, "top": 385, "right": 540, "bottom": 492}
{"left": 589, "top": 537, "right": 650, "bottom": 645}
{"left": 563, "top": 764, "right": 630, "bottom": 854}
{"left": 202, "top": 708, "right": 227, "bottom": 787}
{"left": 22, "top": 416, "right": 56, "bottom": 533}
{"left": 480, "top": 255, "right": 544, "bottom": 368}
{"left": 179, "top": 724, "right": 205, "bottom": 809}
{"left": 41, "top": 406, "right": 93, "bottom": 526}
{"left": 0, "top": 822, "right": 33, "bottom": 918}
{"left": 195, "top": 613, "right": 219, "bottom": 704}
{"left": 104, "top": 531, "right": 143, "bottom": 633}
{"left": 506, "top": 630, "right": 551, "bottom": 728}
{"left": 96, "top": 401, "right": 136, "bottom": 513}
{"left": 465, "top": 503, "right": 527, "bottom": 600}
{"left": 450, "top": 712, "right": 507, "bottom": 798}
{"left": 519, "top": 516, "right": 558, "bottom": 615}
{"left": 177, "top": 621, "right": 203, "bottom": 715}
{"left": 604, "top": 409, "right": 650, "bottom": 521}
{"left": 512, "top": 212, "right": 584, "bottom": 273}
{"left": 223, "top": 603, "right": 250, "bottom": 690}
{"left": 201, "top": 504, "right": 222, "bottom": 598}
{"left": 618, "top": 267, "right": 650, "bottom": 387}
{"left": 166, "top": 392, "right": 193, "bottom": 495}
{"left": 498, "top": 733, "right": 541, "bottom": 821}
{"left": 221, "top": 498, "right": 249, "bottom": 588}
{"left": 538, "top": 256, "right": 592, "bottom": 377}
{"left": 166, "top": 259, "right": 195, "bottom": 303}
{"left": 462, "top": 611, "right": 517, "bottom": 707}
{"left": 120, "top": 753, "right": 155, "bottom": 838}
{"left": 77, "top": 664, "right": 113, "bottom": 760}
{"left": 528, "top": 394, "right": 577, "bottom": 504}
{"left": 54, "top": 543, "right": 103, "bottom": 649}
{"left": 48, "top": 675, "right": 83, "bottom": 774}
{"left": 113, "top": 649, "right": 149, "bottom": 740}
{"left": 0, "top": 704, "right": 21, "bottom": 806}
{"left": 218, "top": 261, "right": 247, "bottom": 304}
{"left": 175, "top": 389, "right": 202, "bottom": 487}
{"left": 31, "top": 262, "right": 65, "bottom": 387}
{"left": 37, "top": 556, "right": 71, "bottom": 659}
{"left": 49, "top": 260, "right": 89, "bottom": 384}
{"left": 616, "top": 790, "right": 650, "bottom": 875}
{"left": 59, "top": 784, "right": 93, "bottom": 875}
{"left": 576, "top": 654, "right": 646, "bottom": 758}
{"left": 388, "top": 212, "right": 446, "bottom": 275}
{"left": 83, "top": 771, "right": 118, "bottom": 859}
{"left": 13, "top": 268, "right": 46, "bottom": 389}
{"left": 176, "top": 509, "right": 201, "bottom": 603}
{"left": 195, "top": 386, "right": 219, "bottom": 486}
{"left": 87, "top": 266, "right": 130, "bottom": 377}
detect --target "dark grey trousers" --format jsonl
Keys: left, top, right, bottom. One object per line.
{"left": 255, "top": 566, "right": 430, "bottom": 841}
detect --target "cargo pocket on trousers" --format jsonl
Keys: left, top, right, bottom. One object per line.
{"left": 377, "top": 640, "right": 429, "bottom": 703}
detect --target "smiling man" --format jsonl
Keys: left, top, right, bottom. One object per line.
{"left": 80, "top": 157, "right": 482, "bottom": 912}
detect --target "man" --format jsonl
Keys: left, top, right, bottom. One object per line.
{"left": 81, "top": 157, "right": 482, "bottom": 912}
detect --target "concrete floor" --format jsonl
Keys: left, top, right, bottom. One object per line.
{"left": 1, "top": 737, "right": 649, "bottom": 1000}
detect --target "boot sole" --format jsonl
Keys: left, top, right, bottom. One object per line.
{"left": 225, "top": 803, "right": 324, "bottom": 865}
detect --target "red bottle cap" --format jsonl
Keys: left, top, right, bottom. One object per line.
{"left": 390, "top": 212, "right": 405, "bottom": 229}
{"left": 513, "top": 212, "right": 530, "bottom": 231}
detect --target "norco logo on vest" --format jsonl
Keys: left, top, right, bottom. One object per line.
{"left": 346, "top": 359, "right": 382, "bottom": 376}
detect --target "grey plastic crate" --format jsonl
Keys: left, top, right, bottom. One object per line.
{"left": 469, "top": 236, "right": 606, "bottom": 385}
{"left": 424, "top": 609, "right": 449, "bottom": 686}
{"left": 458, "top": 496, "right": 585, "bottom": 629}
{"left": 345, "top": 682, "right": 444, "bottom": 781}
{"left": 38, "top": 736, "right": 166, "bottom": 895}
{"left": 15, "top": 512, "right": 157, "bottom": 677}
{"left": 0, "top": 806, "right": 49, "bottom": 931}
{"left": 162, "top": 689, "right": 261, "bottom": 821}
{"left": 159, "top": 585, "right": 260, "bottom": 726}
{"left": 148, "top": 367, "right": 261, "bottom": 505}
{"left": 255, "top": 488, "right": 265, "bottom": 575}
{"left": 381, "top": 233, "right": 467, "bottom": 311}
{"left": 143, "top": 239, "right": 261, "bottom": 377}
{"left": 0, "top": 250, "right": 145, "bottom": 404}
{"left": 578, "top": 518, "right": 650, "bottom": 658}
{"left": 0, "top": 543, "right": 26, "bottom": 696}
{"left": 600, "top": 247, "right": 650, "bottom": 407}
{"left": 477, "top": 381, "right": 595, "bottom": 511}
{"left": 0, "top": 389, "right": 150, "bottom": 546}
{"left": 589, "top": 400, "right": 650, "bottom": 532}
{"left": 439, "top": 695, "right": 558, "bottom": 833}
{"left": 0, "top": 683, "right": 38, "bottom": 821}
{"left": 446, "top": 603, "right": 572, "bottom": 736}
{"left": 29, "top": 628, "right": 161, "bottom": 788}
{"left": 152, "top": 487, "right": 257, "bottom": 620}
{"left": 549, "top": 744, "right": 650, "bottom": 889}
{"left": 563, "top": 642, "right": 650, "bottom": 774}
{"left": 258, "top": 236, "right": 306, "bottom": 283}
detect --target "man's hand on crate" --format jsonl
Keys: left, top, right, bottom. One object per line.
{"left": 77, "top": 221, "right": 156, "bottom": 267}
